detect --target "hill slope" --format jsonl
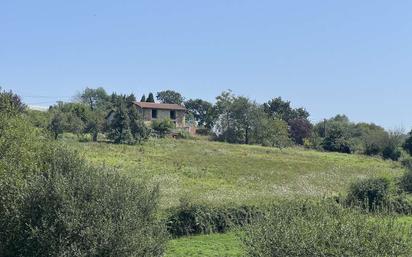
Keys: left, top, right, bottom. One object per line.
{"left": 69, "top": 138, "right": 404, "bottom": 208}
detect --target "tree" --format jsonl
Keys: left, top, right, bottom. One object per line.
{"left": 79, "top": 87, "right": 109, "bottom": 111}
{"left": 84, "top": 109, "right": 105, "bottom": 141}
{"left": 184, "top": 99, "right": 216, "bottom": 129}
{"left": 156, "top": 90, "right": 184, "bottom": 105}
{"left": 0, "top": 88, "right": 26, "bottom": 116}
{"left": 255, "top": 117, "right": 292, "bottom": 148}
{"left": 214, "top": 91, "right": 235, "bottom": 142}
{"left": 140, "top": 94, "right": 146, "bottom": 102}
{"left": 146, "top": 93, "right": 155, "bottom": 103}
{"left": 128, "top": 104, "right": 149, "bottom": 143}
{"left": 404, "top": 130, "right": 412, "bottom": 156}
{"left": 48, "top": 111, "right": 65, "bottom": 140}
{"left": 107, "top": 102, "right": 134, "bottom": 144}
{"left": 315, "top": 116, "right": 354, "bottom": 153}
{"left": 263, "top": 97, "right": 309, "bottom": 122}
{"left": 289, "top": 118, "right": 313, "bottom": 145}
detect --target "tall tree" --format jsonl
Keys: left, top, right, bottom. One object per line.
{"left": 263, "top": 97, "right": 309, "bottom": 122}
{"left": 48, "top": 111, "right": 65, "bottom": 140}
{"left": 146, "top": 93, "right": 155, "bottom": 103}
{"left": 79, "top": 87, "right": 109, "bottom": 111}
{"left": 184, "top": 99, "right": 216, "bottom": 129}
{"left": 140, "top": 94, "right": 146, "bottom": 102}
{"left": 107, "top": 102, "right": 134, "bottom": 144}
{"left": 0, "top": 88, "right": 26, "bottom": 116}
{"left": 156, "top": 90, "right": 184, "bottom": 105}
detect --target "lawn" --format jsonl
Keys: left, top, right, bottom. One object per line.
{"left": 166, "top": 232, "right": 243, "bottom": 257}
{"left": 67, "top": 137, "right": 404, "bottom": 209}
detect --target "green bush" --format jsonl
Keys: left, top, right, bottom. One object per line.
{"left": 401, "top": 168, "right": 412, "bottom": 193}
{"left": 0, "top": 114, "right": 167, "bottom": 257}
{"left": 346, "top": 177, "right": 392, "bottom": 211}
{"left": 152, "top": 118, "right": 175, "bottom": 137}
{"left": 166, "top": 200, "right": 262, "bottom": 237}
{"left": 241, "top": 200, "right": 412, "bottom": 257}
{"left": 0, "top": 148, "right": 167, "bottom": 257}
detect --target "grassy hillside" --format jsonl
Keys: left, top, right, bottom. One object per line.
{"left": 68, "top": 137, "right": 404, "bottom": 208}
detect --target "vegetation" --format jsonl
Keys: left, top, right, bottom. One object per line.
{"left": 241, "top": 200, "right": 412, "bottom": 257}
{"left": 68, "top": 137, "right": 404, "bottom": 209}
{"left": 157, "top": 90, "right": 185, "bottom": 105}
{"left": 0, "top": 91, "right": 167, "bottom": 257}
{"left": 166, "top": 232, "right": 243, "bottom": 257}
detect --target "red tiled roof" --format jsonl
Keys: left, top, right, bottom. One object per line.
{"left": 134, "top": 102, "right": 186, "bottom": 111}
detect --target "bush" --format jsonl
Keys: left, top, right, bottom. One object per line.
{"left": 401, "top": 168, "right": 412, "bottom": 193}
{"left": 346, "top": 177, "right": 392, "bottom": 211}
{"left": 195, "top": 127, "right": 211, "bottom": 136}
{"left": 166, "top": 200, "right": 262, "bottom": 237}
{"left": 0, "top": 148, "right": 167, "bottom": 257}
{"left": 241, "top": 200, "right": 412, "bottom": 257}
{"left": 152, "top": 118, "right": 175, "bottom": 137}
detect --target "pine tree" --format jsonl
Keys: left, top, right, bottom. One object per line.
{"left": 108, "top": 103, "right": 134, "bottom": 144}
{"left": 146, "top": 93, "right": 155, "bottom": 103}
{"left": 140, "top": 94, "right": 146, "bottom": 102}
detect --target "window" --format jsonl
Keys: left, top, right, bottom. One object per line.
{"left": 170, "top": 110, "right": 176, "bottom": 120}
{"left": 152, "top": 109, "right": 158, "bottom": 119}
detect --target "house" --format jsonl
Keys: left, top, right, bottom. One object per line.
{"left": 134, "top": 102, "right": 187, "bottom": 128}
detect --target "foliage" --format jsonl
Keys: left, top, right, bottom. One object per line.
{"left": 152, "top": 118, "right": 175, "bottom": 137}
{"left": 184, "top": 98, "right": 215, "bottom": 129}
{"left": 404, "top": 130, "right": 412, "bottom": 155}
{"left": 400, "top": 167, "right": 412, "bottom": 193}
{"left": 146, "top": 92, "right": 155, "bottom": 102}
{"left": 214, "top": 92, "right": 292, "bottom": 147}
{"left": 255, "top": 117, "right": 291, "bottom": 148}
{"left": 346, "top": 177, "right": 393, "bottom": 211}
{"left": 241, "top": 200, "right": 412, "bottom": 257}
{"left": 263, "top": 97, "right": 309, "bottom": 122}
{"left": 106, "top": 94, "right": 149, "bottom": 144}
{"left": 48, "top": 111, "right": 66, "bottom": 139}
{"left": 24, "top": 110, "right": 50, "bottom": 129}
{"left": 0, "top": 148, "right": 167, "bottom": 257}
{"left": 156, "top": 90, "right": 184, "bottom": 105}
{"left": 288, "top": 118, "right": 313, "bottom": 145}
{"left": 0, "top": 113, "right": 167, "bottom": 257}
{"left": 166, "top": 199, "right": 261, "bottom": 237}
{"left": 78, "top": 87, "right": 109, "bottom": 111}
{"left": 0, "top": 114, "right": 52, "bottom": 177}
{"left": 140, "top": 94, "right": 146, "bottom": 102}
{"left": 107, "top": 102, "right": 134, "bottom": 144}
{"left": 0, "top": 88, "right": 26, "bottom": 116}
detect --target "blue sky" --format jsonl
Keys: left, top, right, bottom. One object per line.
{"left": 1, "top": 0, "right": 411, "bottom": 129}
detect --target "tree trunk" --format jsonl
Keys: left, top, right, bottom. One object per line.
{"left": 92, "top": 131, "right": 98, "bottom": 142}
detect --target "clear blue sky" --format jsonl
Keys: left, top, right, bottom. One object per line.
{"left": 1, "top": 0, "right": 411, "bottom": 129}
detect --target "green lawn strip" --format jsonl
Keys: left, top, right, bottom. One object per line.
{"left": 165, "top": 232, "right": 243, "bottom": 257}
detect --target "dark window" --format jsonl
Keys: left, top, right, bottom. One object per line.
{"left": 152, "top": 109, "right": 158, "bottom": 119}
{"left": 170, "top": 110, "right": 176, "bottom": 120}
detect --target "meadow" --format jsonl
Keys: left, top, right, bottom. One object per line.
{"left": 67, "top": 136, "right": 404, "bottom": 209}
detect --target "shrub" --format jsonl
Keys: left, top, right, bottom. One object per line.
{"left": 152, "top": 118, "right": 175, "bottom": 137}
{"left": 166, "top": 200, "right": 262, "bottom": 237}
{"left": 241, "top": 200, "right": 412, "bottom": 257}
{"left": 401, "top": 167, "right": 412, "bottom": 193}
{"left": 346, "top": 177, "right": 392, "bottom": 211}
{"left": 0, "top": 148, "right": 167, "bottom": 257}
{"left": 195, "top": 127, "right": 211, "bottom": 136}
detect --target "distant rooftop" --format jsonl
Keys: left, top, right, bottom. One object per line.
{"left": 134, "top": 102, "right": 186, "bottom": 111}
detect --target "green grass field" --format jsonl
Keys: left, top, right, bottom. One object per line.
{"left": 166, "top": 233, "right": 243, "bottom": 257}
{"left": 67, "top": 137, "right": 404, "bottom": 209}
